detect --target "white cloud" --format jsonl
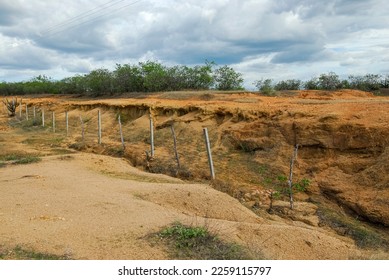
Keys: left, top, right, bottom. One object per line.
{"left": 0, "top": 0, "right": 389, "bottom": 84}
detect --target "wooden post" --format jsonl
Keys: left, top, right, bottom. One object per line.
{"left": 33, "top": 106, "right": 36, "bottom": 121}
{"left": 203, "top": 127, "right": 215, "bottom": 180}
{"left": 171, "top": 124, "right": 180, "bottom": 170}
{"left": 149, "top": 114, "right": 154, "bottom": 157}
{"left": 65, "top": 111, "right": 69, "bottom": 136}
{"left": 287, "top": 144, "right": 299, "bottom": 210}
{"left": 98, "top": 110, "right": 102, "bottom": 144}
{"left": 80, "top": 116, "right": 85, "bottom": 143}
{"left": 19, "top": 99, "right": 22, "bottom": 118}
{"left": 52, "top": 112, "right": 56, "bottom": 133}
{"left": 25, "top": 104, "right": 28, "bottom": 121}
{"left": 42, "top": 109, "right": 45, "bottom": 127}
{"left": 118, "top": 115, "right": 125, "bottom": 150}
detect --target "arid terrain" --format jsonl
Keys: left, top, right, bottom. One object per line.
{"left": 1, "top": 90, "right": 388, "bottom": 259}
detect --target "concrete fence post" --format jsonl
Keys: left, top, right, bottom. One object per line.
{"left": 149, "top": 114, "right": 155, "bottom": 157}
{"left": 19, "top": 99, "right": 22, "bottom": 118}
{"left": 52, "top": 112, "right": 55, "bottom": 133}
{"left": 203, "top": 127, "right": 215, "bottom": 180}
{"left": 118, "top": 115, "right": 125, "bottom": 150}
{"left": 66, "top": 111, "right": 69, "bottom": 136}
{"left": 98, "top": 110, "right": 102, "bottom": 144}
{"left": 42, "top": 109, "right": 45, "bottom": 127}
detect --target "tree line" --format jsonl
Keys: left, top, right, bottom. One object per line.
{"left": 255, "top": 72, "right": 389, "bottom": 94}
{"left": 1, "top": 62, "right": 388, "bottom": 96}
{"left": 0, "top": 61, "right": 244, "bottom": 96}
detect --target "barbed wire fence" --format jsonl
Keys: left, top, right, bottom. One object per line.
{"left": 3, "top": 98, "right": 217, "bottom": 181}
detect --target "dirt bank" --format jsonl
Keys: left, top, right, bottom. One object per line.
{"left": 1, "top": 90, "right": 389, "bottom": 259}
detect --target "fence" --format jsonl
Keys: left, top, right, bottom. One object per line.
{"left": 3, "top": 100, "right": 217, "bottom": 180}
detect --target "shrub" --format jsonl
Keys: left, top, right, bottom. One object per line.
{"left": 214, "top": 65, "right": 244, "bottom": 90}
{"left": 253, "top": 79, "right": 274, "bottom": 95}
{"left": 274, "top": 79, "right": 302, "bottom": 91}
{"left": 318, "top": 72, "right": 342, "bottom": 90}
{"left": 155, "top": 222, "right": 252, "bottom": 259}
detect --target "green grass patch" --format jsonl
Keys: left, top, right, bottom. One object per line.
{"left": 0, "top": 153, "right": 41, "bottom": 165}
{"left": 153, "top": 222, "right": 253, "bottom": 260}
{"left": 0, "top": 245, "right": 70, "bottom": 260}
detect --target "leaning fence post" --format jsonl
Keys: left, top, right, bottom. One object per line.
{"left": 287, "top": 144, "right": 299, "bottom": 210}
{"left": 33, "top": 106, "right": 36, "bottom": 121}
{"left": 19, "top": 99, "right": 22, "bottom": 118}
{"left": 203, "top": 127, "right": 215, "bottom": 180}
{"left": 98, "top": 110, "right": 102, "bottom": 144}
{"left": 171, "top": 124, "right": 180, "bottom": 170}
{"left": 80, "top": 115, "right": 85, "bottom": 143}
{"left": 149, "top": 113, "right": 155, "bottom": 157}
{"left": 118, "top": 115, "right": 125, "bottom": 150}
{"left": 65, "top": 111, "right": 69, "bottom": 136}
{"left": 42, "top": 109, "right": 45, "bottom": 127}
{"left": 52, "top": 112, "right": 56, "bottom": 133}
{"left": 25, "top": 104, "right": 28, "bottom": 121}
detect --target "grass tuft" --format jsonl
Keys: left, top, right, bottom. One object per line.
{"left": 0, "top": 153, "right": 41, "bottom": 165}
{"left": 0, "top": 245, "right": 71, "bottom": 260}
{"left": 154, "top": 222, "right": 252, "bottom": 260}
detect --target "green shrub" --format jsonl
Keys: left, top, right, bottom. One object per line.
{"left": 156, "top": 222, "right": 253, "bottom": 260}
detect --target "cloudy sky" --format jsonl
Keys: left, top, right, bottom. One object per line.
{"left": 1, "top": 0, "right": 389, "bottom": 88}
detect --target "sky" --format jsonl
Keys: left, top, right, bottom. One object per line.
{"left": 1, "top": 0, "right": 389, "bottom": 89}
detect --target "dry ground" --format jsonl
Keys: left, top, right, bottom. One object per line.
{"left": 1, "top": 90, "right": 388, "bottom": 259}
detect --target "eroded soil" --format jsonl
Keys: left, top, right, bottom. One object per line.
{"left": 1, "top": 90, "right": 388, "bottom": 259}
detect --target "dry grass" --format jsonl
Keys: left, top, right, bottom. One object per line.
{"left": 317, "top": 204, "right": 389, "bottom": 250}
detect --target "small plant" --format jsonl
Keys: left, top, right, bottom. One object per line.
{"left": 160, "top": 223, "right": 208, "bottom": 248}
{"left": 294, "top": 178, "right": 310, "bottom": 192}
{"left": 253, "top": 79, "right": 274, "bottom": 95}
{"left": 267, "top": 174, "right": 310, "bottom": 212}
{"left": 155, "top": 222, "right": 252, "bottom": 259}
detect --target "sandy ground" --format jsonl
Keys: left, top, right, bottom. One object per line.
{"left": 1, "top": 91, "right": 388, "bottom": 259}
{"left": 0, "top": 151, "right": 364, "bottom": 260}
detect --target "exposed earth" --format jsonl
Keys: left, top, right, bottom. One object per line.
{"left": 1, "top": 90, "right": 388, "bottom": 259}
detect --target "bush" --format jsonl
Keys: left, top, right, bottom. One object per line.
{"left": 214, "top": 65, "right": 244, "bottom": 90}
{"left": 253, "top": 79, "right": 274, "bottom": 95}
{"left": 85, "top": 68, "right": 113, "bottom": 95}
{"left": 274, "top": 79, "right": 302, "bottom": 91}
{"left": 304, "top": 77, "right": 320, "bottom": 90}
{"left": 318, "top": 72, "right": 342, "bottom": 90}
{"left": 348, "top": 74, "right": 382, "bottom": 92}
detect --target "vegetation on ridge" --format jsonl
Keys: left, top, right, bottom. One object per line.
{"left": 1, "top": 61, "right": 388, "bottom": 96}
